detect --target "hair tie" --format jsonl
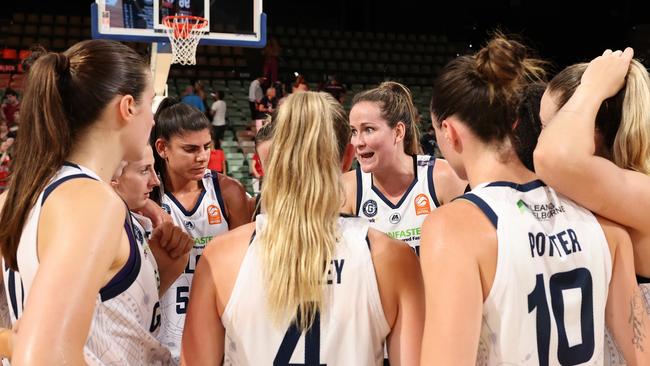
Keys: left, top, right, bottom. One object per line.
{"left": 55, "top": 53, "right": 70, "bottom": 75}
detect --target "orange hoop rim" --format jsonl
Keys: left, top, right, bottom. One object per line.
{"left": 162, "top": 15, "right": 209, "bottom": 33}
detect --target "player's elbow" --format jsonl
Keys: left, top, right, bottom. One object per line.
{"left": 533, "top": 143, "right": 582, "bottom": 185}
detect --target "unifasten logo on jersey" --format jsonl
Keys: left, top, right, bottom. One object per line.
{"left": 207, "top": 204, "right": 222, "bottom": 225}
{"left": 414, "top": 193, "right": 432, "bottom": 216}
{"left": 184, "top": 221, "right": 195, "bottom": 230}
{"left": 389, "top": 212, "right": 401, "bottom": 224}
{"left": 362, "top": 199, "right": 378, "bottom": 217}
{"left": 162, "top": 203, "right": 171, "bottom": 214}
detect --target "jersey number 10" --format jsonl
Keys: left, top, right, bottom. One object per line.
{"left": 528, "top": 267, "right": 594, "bottom": 366}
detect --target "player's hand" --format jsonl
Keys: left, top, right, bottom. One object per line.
{"left": 148, "top": 221, "right": 193, "bottom": 258}
{"left": 580, "top": 47, "right": 634, "bottom": 101}
{"left": 138, "top": 199, "right": 172, "bottom": 228}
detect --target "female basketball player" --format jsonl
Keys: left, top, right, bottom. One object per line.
{"left": 341, "top": 81, "right": 466, "bottom": 256}
{"left": 535, "top": 48, "right": 650, "bottom": 365}
{"left": 420, "top": 35, "right": 649, "bottom": 365}
{"left": 181, "top": 91, "right": 424, "bottom": 365}
{"left": 0, "top": 40, "right": 173, "bottom": 364}
{"left": 111, "top": 144, "right": 192, "bottom": 296}
{"left": 151, "top": 98, "right": 250, "bottom": 362}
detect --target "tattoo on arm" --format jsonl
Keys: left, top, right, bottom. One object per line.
{"left": 630, "top": 291, "right": 648, "bottom": 352}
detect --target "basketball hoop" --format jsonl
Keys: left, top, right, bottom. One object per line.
{"left": 163, "top": 15, "right": 208, "bottom": 65}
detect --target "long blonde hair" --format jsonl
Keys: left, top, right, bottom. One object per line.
{"left": 616, "top": 60, "right": 650, "bottom": 174}
{"left": 260, "top": 91, "right": 346, "bottom": 330}
{"left": 548, "top": 59, "right": 650, "bottom": 175}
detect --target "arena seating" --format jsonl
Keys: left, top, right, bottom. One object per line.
{"left": 0, "top": 13, "right": 465, "bottom": 194}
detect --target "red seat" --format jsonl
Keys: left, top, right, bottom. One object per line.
{"left": 1, "top": 49, "right": 18, "bottom": 60}
{"left": 19, "top": 49, "right": 31, "bottom": 61}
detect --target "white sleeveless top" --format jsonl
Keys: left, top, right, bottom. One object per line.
{"left": 461, "top": 180, "right": 612, "bottom": 366}
{"left": 3, "top": 162, "right": 171, "bottom": 365}
{"left": 356, "top": 155, "right": 439, "bottom": 255}
{"left": 158, "top": 169, "right": 230, "bottom": 363}
{"left": 222, "top": 215, "right": 390, "bottom": 365}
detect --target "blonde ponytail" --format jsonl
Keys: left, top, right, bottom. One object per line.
{"left": 260, "top": 92, "right": 344, "bottom": 330}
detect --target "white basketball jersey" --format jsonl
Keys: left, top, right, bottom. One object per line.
{"left": 131, "top": 212, "right": 162, "bottom": 303}
{"left": 462, "top": 180, "right": 612, "bottom": 366}
{"left": 159, "top": 169, "right": 230, "bottom": 362}
{"left": 603, "top": 281, "right": 650, "bottom": 365}
{"left": 222, "top": 215, "right": 390, "bottom": 365}
{"left": 356, "top": 155, "right": 439, "bottom": 255}
{"left": 3, "top": 162, "right": 171, "bottom": 365}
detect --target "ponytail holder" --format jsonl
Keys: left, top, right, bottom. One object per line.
{"left": 55, "top": 53, "right": 70, "bottom": 75}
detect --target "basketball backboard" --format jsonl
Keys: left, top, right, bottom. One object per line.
{"left": 91, "top": 0, "right": 266, "bottom": 48}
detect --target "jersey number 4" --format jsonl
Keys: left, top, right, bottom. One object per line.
{"left": 274, "top": 311, "right": 326, "bottom": 366}
{"left": 528, "top": 267, "right": 594, "bottom": 366}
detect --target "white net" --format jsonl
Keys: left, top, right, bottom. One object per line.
{"left": 163, "top": 16, "right": 208, "bottom": 66}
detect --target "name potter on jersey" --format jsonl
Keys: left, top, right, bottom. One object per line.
{"left": 528, "top": 228, "right": 583, "bottom": 258}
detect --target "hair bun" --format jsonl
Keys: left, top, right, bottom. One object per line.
{"left": 475, "top": 34, "right": 528, "bottom": 86}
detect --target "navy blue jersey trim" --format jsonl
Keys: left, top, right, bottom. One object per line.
{"left": 371, "top": 155, "right": 419, "bottom": 210}
{"left": 249, "top": 230, "right": 256, "bottom": 246}
{"left": 456, "top": 193, "right": 498, "bottom": 229}
{"left": 99, "top": 218, "right": 142, "bottom": 302}
{"left": 485, "top": 179, "right": 546, "bottom": 192}
{"left": 42, "top": 174, "right": 96, "bottom": 204}
{"left": 165, "top": 188, "right": 207, "bottom": 217}
{"left": 355, "top": 165, "right": 363, "bottom": 216}
{"left": 62, "top": 161, "right": 80, "bottom": 169}
{"left": 638, "top": 275, "right": 650, "bottom": 284}
{"left": 212, "top": 171, "right": 230, "bottom": 227}
{"left": 7, "top": 269, "right": 20, "bottom": 319}
{"left": 427, "top": 156, "right": 441, "bottom": 207}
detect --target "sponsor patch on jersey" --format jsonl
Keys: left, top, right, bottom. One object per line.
{"left": 389, "top": 212, "right": 401, "bottom": 224}
{"left": 414, "top": 193, "right": 432, "bottom": 216}
{"left": 417, "top": 159, "right": 435, "bottom": 167}
{"left": 362, "top": 199, "right": 378, "bottom": 217}
{"left": 184, "top": 221, "right": 195, "bottom": 230}
{"left": 207, "top": 204, "right": 223, "bottom": 225}
{"left": 162, "top": 203, "right": 171, "bottom": 214}
{"left": 517, "top": 200, "right": 566, "bottom": 221}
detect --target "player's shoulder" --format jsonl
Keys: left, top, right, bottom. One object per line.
{"left": 46, "top": 177, "right": 123, "bottom": 211}
{"left": 368, "top": 228, "right": 418, "bottom": 269}
{"left": 421, "top": 199, "right": 497, "bottom": 254}
{"left": 203, "top": 222, "right": 255, "bottom": 266}
{"left": 216, "top": 171, "right": 246, "bottom": 194}
{"left": 594, "top": 214, "right": 630, "bottom": 252}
